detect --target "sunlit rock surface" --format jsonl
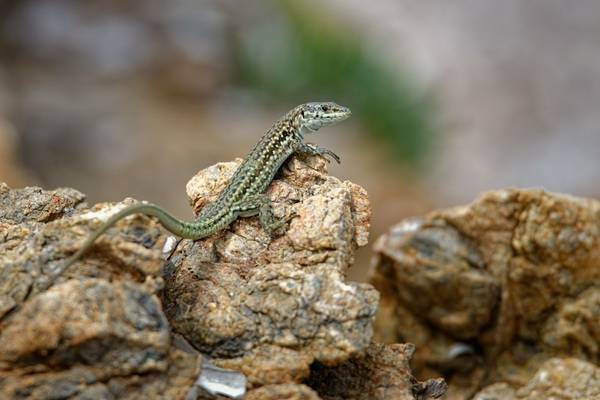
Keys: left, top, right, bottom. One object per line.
{"left": 0, "top": 154, "right": 444, "bottom": 399}
{"left": 165, "top": 155, "right": 377, "bottom": 379}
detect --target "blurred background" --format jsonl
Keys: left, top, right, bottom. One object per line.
{"left": 1, "top": 0, "right": 599, "bottom": 281}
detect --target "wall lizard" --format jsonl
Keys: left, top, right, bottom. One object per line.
{"left": 58, "top": 102, "right": 351, "bottom": 277}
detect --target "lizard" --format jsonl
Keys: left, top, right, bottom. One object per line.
{"left": 58, "top": 102, "right": 351, "bottom": 277}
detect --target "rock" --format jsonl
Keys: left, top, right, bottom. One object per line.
{"left": 370, "top": 189, "right": 600, "bottom": 397}
{"left": 0, "top": 347, "right": 197, "bottom": 400}
{"left": 0, "top": 154, "right": 445, "bottom": 399}
{"left": 212, "top": 345, "right": 314, "bottom": 387}
{"left": 0, "top": 182, "right": 84, "bottom": 224}
{"left": 200, "top": 342, "right": 447, "bottom": 400}
{"left": 0, "top": 184, "right": 166, "bottom": 314}
{"left": 0, "top": 183, "right": 197, "bottom": 399}
{"left": 474, "top": 358, "right": 600, "bottom": 400}
{"left": 541, "top": 287, "right": 600, "bottom": 363}
{"left": 0, "top": 278, "right": 197, "bottom": 399}
{"left": 164, "top": 155, "right": 378, "bottom": 380}
{"left": 472, "top": 383, "right": 516, "bottom": 400}
{"left": 0, "top": 278, "right": 170, "bottom": 369}
{"left": 0, "top": 183, "right": 85, "bottom": 318}
{"left": 371, "top": 218, "right": 498, "bottom": 340}
{"left": 245, "top": 384, "right": 321, "bottom": 400}
{"left": 306, "top": 342, "right": 446, "bottom": 400}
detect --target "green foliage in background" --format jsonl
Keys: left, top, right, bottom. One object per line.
{"left": 233, "top": 0, "right": 434, "bottom": 167}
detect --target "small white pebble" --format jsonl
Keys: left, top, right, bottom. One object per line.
{"left": 161, "top": 236, "right": 178, "bottom": 255}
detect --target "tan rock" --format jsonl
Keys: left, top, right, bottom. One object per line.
{"left": 0, "top": 278, "right": 197, "bottom": 399}
{"left": 0, "top": 155, "right": 445, "bottom": 399}
{"left": 164, "top": 155, "right": 378, "bottom": 378}
{"left": 245, "top": 384, "right": 321, "bottom": 400}
{"left": 0, "top": 183, "right": 196, "bottom": 399}
{"left": 0, "top": 279, "right": 169, "bottom": 369}
{"left": 370, "top": 189, "right": 600, "bottom": 398}
{"left": 306, "top": 342, "right": 446, "bottom": 400}
{"left": 474, "top": 358, "right": 600, "bottom": 400}
{"left": 0, "top": 347, "right": 197, "bottom": 400}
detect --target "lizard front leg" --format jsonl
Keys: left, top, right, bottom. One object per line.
{"left": 232, "top": 194, "right": 294, "bottom": 235}
{"left": 298, "top": 143, "right": 341, "bottom": 164}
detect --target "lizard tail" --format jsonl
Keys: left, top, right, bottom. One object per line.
{"left": 58, "top": 202, "right": 195, "bottom": 277}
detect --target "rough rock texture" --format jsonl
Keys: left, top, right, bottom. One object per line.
{"left": 473, "top": 358, "right": 600, "bottom": 400}
{"left": 165, "top": 154, "right": 444, "bottom": 399}
{"left": 232, "top": 342, "right": 445, "bottom": 400}
{"left": 0, "top": 182, "right": 166, "bottom": 310}
{"left": 0, "top": 154, "right": 445, "bottom": 399}
{"left": 0, "top": 278, "right": 169, "bottom": 370}
{"left": 306, "top": 342, "right": 447, "bottom": 400}
{"left": 245, "top": 384, "right": 321, "bottom": 400}
{"left": 163, "top": 155, "right": 377, "bottom": 376}
{"left": 370, "top": 189, "right": 600, "bottom": 399}
{"left": 0, "top": 183, "right": 197, "bottom": 399}
{"left": 0, "top": 269, "right": 197, "bottom": 398}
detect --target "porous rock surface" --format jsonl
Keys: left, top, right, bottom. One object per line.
{"left": 164, "top": 155, "right": 378, "bottom": 381}
{"left": 371, "top": 189, "right": 600, "bottom": 399}
{"left": 306, "top": 342, "right": 447, "bottom": 400}
{"left": 473, "top": 357, "right": 600, "bottom": 400}
{"left": 0, "top": 182, "right": 198, "bottom": 399}
{"left": 0, "top": 154, "right": 445, "bottom": 399}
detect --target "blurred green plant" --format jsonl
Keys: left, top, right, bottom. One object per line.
{"left": 232, "top": 0, "right": 434, "bottom": 167}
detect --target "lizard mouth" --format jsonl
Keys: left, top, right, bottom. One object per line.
{"left": 336, "top": 108, "right": 352, "bottom": 120}
{"left": 325, "top": 108, "right": 352, "bottom": 124}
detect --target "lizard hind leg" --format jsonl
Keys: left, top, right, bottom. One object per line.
{"left": 232, "top": 194, "right": 292, "bottom": 236}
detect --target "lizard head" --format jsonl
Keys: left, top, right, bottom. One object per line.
{"left": 294, "top": 102, "right": 351, "bottom": 134}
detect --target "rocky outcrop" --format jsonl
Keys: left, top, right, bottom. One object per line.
{"left": 164, "top": 156, "right": 376, "bottom": 373}
{"left": 0, "top": 155, "right": 444, "bottom": 399}
{"left": 0, "top": 183, "right": 198, "bottom": 399}
{"left": 370, "top": 189, "right": 600, "bottom": 399}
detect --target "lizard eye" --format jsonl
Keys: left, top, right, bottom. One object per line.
{"left": 321, "top": 105, "right": 329, "bottom": 112}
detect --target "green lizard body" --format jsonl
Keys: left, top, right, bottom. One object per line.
{"left": 59, "top": 102, "right": 351, "bottom": 275}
